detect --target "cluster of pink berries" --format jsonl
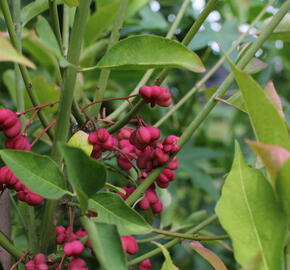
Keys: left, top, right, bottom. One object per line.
{"left": 54, "top": 226, "right": 88, "bottom": 269}
{"left": 121, "top": 235, "right": 152, "bottom": 270}
{"left": 139, "top": 85, "right": 172, "bottom": 107}
{"left": 0, "top": 109, "right": 44, "bottom": 206}
{"left": 25, "top": 254, "right": 48, "bottom": 270}
{"left": 54, "top": 226, "right": 151, "bottom": 269}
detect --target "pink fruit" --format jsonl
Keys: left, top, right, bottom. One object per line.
{"left": 138, "top": 259, "right": 152, "bottom": 270}
{"left": 121, "top": 235, "right": 139, "bottom": 255}
{"left": 64, "top": 240, "right": 84, "bottom": 256}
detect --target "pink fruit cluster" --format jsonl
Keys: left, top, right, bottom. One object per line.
{"left": 55, "top": 226, "right": 88, "bottom": 269}
{"left": 0, "top": 166, "right": 43, "bottom": 206}
{"left": 121, "top": 186, "right": 163, "bottom": 214}
{"left": 0, "top": 109, "right": 43, "bottom": 206}
{"left": 88, "top": 124, "right": 179, "bottom": 215}
{"left": 121, "top": 235, "right": 152, "bottom": 270}
{"left": 139, "top": 85, "right": 172, "bottom": 107}
{"left": 88, "top": 128, "right": 117, "bottom": 159}
{"left": 25, "top": 254, "right": 48, "bottom": 270}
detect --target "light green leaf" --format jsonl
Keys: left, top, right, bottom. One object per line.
{"left": 215, "top": 143, "right": 288, "bottom": 270}
{"left": 86, "top": 35, "right": 205, "bottom": 72}
{"left": 0, "top": 35, "right": 35, "bottom": 69}
{"left": 81, "top": 218, "right": 127, "bottom": 270}
{"left": 0, "top": 150, "right": 68, "bottom": 199}
{"left": 3, "top": 70, "right": 17, "bottom": 105}
{"left": 85, "top": 3, "right": 119, "bottom": 45}
{"left": 231, "top": 64, "right": 290, "bottom": 150}
{"left": 24, "top": 75, "right": 60, "bottom": 115}
{"left": 217, "top": 92, "right": 247, "bottom": 113}
{"left": 277, "top": 159, "right": 290, "bottom": 217}
{"left": 89, "top": 192, "right": 151, "bottom": 235}
{"left": 21, "top": 0, "right": 48, "bottom": 26}
{"left": 185, "top": 241, "right": 228, "bottom": 270}
{"left": 67, "top": 131, "right": 93, "bottom": 156}
{"left": 153, "top": 241, "right": 179, "bottom": 270}
{"left": 61, "top": 145, "right": 107, "bottom": 212}
{"left": 260, "top": 13, "right": 290, "bottom": 42}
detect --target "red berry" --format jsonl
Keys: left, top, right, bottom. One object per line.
{"left": 121, "top": 236, "right": 139, "bottom": 255}
{"left": 138, "top": 259, "right": 152, "bottom": 270}
{"left": 64, "top": 240, "right": 84, "bottom": 256}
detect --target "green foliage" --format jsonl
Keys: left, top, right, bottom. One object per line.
{"left": 216, "top": 143, "right": 288, "bottom": 270}
{"left": 61, "top": 145, "right": 107, "bottom": 211}
{"left": 0, "top": 150, "right": 68, "bottom": 199}
{"left": 153, "top": 241, "right": 179, "bottom": 270}
{"left": 94, "top": 35, "right": 206, "bottom": 72}
{"left": 81, "top": 218, "right": 128, "bottom": 270}
{"left": 0, "top": 35, "right": 35, "bottom": 68}
{"left": 89, "top": 192, "right": 151, "bottom": 235}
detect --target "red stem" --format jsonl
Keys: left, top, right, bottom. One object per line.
{"left": 17, "top": 101, "right": 59, "bottom": 116}
{"left": 9, "top": 249, "right": 30, "bottom": 270}
{"left": 81, "top": 95, "right": 138, "bottom": 111}
{"left": 31, "top": 120, "right": 56, "bottom": 147}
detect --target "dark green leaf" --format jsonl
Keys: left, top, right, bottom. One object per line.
{"left": 81, "top": 218, "right": 127, "bottom": 270}
{"left": 61, "top": 145, "right": 107, "bottom": 212}
{"left": 89, "top": 192, "right": 151, "bottom": 235}
{"left": 0, "top": 150, "right": 68, "bottom": 199}
{"left": 277, "top": 159, "right": 290, "bottom": 217}
{"left": 91, "top": 35, "right": 205, "bottom": 72}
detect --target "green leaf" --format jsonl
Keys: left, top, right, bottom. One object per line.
{"left": 67, "top": 131, "right": 93, "bottom": 156}
{"left": 84, "top": 3, "right": 120, "bottom": 45}
{"left": 64, "top": 0, "right": 79, "bottom": 7}
{"left": 185, "top": 241, "right": 228, "bottom": 270}
{"left": 81, "top": 218, "right": 127, "bottom": 270}
{"left": 260, "top": 13, "right": 290, "bottom": 42}
{"left": 24, "top": 75, "right": 60, "bottom": 115}
{"left": 88, "top": 35, "right": 205, "bottom": 72}
{"left": 215, "top": 143, "right": 288, "bottom": 270}
{"left": 153, "top": 241, "right": 179, "bottom": 270}
{"left": 217, "top": 92, "right": 247, "bottom": 113}
{"left": 61, "top": 145, "right": 107, "bottom": 212}
{"left": 36, "top": 16, "right": 61, "bottom": 56}
{"left": 0, "top": 150, "right": 68, "bottom": 199}
{"left": 3, "top": 70, "right": 17, "bottom": 106}
{"left": 231, "top": 64, "right": 290, "bottom": 150}
{"left": 21, "top": 0, "right": 48, "bottom": 26}
{"left": 0, "top": 35, "right": 35, "bottom": 69}
{"left": 89, "top": 192, "right": 151, "bottom": 235}
{"left": 277, "top": 159, "right": 290, "bottom": 217}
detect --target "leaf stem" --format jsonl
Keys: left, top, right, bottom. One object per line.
{"left": 125, "top": 0, "right": 289, "bottom": 207}
{"left": 0, "top": 230, "right": 23, "bottom": 259}
{"left": 48, "top": 0, "right": 63, "bottom": 53}
{"left": 152, "top": 228, "right": 228, "bottom": 241}
{"left": 39, "top": 0, "right": 92, "bottom": 253}
{"left": 89, "top": 0, "right": 129, "bottom": 117}
{"left": 0, "top": 0, "right": 54, "bottom": 140}
{"left": 128, "top": 214, "right": 218, "bottom": 266}
{"left": 62, "top": 4, "right": 70, "bottom": 58}
{"left": 106, "top": 0, "right": 217, "bottom": 121}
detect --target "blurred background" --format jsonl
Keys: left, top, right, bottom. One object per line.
{"left": 0, "top": 0, "right": 289, "bottom": 269}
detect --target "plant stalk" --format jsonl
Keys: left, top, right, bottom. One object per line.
{"left": 39, "top": 0, "right": 92, "bottom": 253}
{"left": 89, "top": 0, "right": 129, "bottom": 117}
{"left": 0, "top": 230, "right": 22, "bottom": 259}
{"left": 0, "top": 0, "right": 53, "bottom": 140}
{"left": 48, "top": 0, "right": 63, "bottom": 52}
{"left": 152, "top": 228, "right": 228, "bottom": 241}
{"left": 125, "top": 0, "right": 290, "bottom": 206}
{"left": 128, "top": 215, "right": 218, "bottom": 266}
